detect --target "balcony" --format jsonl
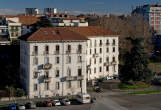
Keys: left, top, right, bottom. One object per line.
{"left": 43, "top": 75, "right": 51, "bottom": 82}
{"left": 43, "top": 51, "right": 49, "bottom": 55}
{"left": 66, "top": 76, "right": 74, "bottom": 81}
{"left": 77, "top": 75, "right": 84, "bottom": 80}
{"left": 106, "top": 43, "right": 110, "bottom": 46}
{"left": 111, "top": 61, "right": 117, "bottom": 65}
{"left": 43, "top": 63, "right": 52, "bottom": 70}
{"left": 77, "top": 49, "right": 82, "bottom": 54}
{"left": 104, "top": 62, "right": 110, "bottom": 66}
{"left": 93, "top": 53, "right": 99, "bottom": 57}
{"left": 32, "top": 51, "right": 38, "bottom": 56}
{"left": 99, "top": 43, "right": 103, "bottom": 47}
{"left": 66, "top": 50, "right": 71, "bottom": 54}
{"left": 55, "top": 51, "right": 60, "bottom": 55}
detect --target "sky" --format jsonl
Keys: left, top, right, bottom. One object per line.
{"left": 0, "top": 0, "right": 161, "bottom": 15}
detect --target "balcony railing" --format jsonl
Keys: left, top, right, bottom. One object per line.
{"left": 106, "top": 43, "right": 110, "bottom": 46}
{"left": 43, "top": 75, "right": 51, "bottom": 82}
{"left": 55, "top": 51, "right": 60, "bottom": 55}
{"left": 77, "top": 75, "right": 84, "bottom": 80}
{"left": 104, "top": 62, "right": 110, "bottom": 66}
{"left": 66, "top": 50, "right": 71, "bottom": 54}
{"left": 43, "top": 63, "right": 52, "bottom": 70}
{"left": 93, "top": 53, "right": 99, "bottom": 57}
{"left": 66, "top": 76, "right": 74, "bottom": 81}
{"left": 32, "top": 51, "right": 38, "bottom": 56}
{"left": 111, "top": 61, "right": 117, "bottom": 65}
{"left": 77, "top": 49, "right": 82, "bottom": 54}
{"left": 43, "top": 51, "right": 49, "bottom": 55}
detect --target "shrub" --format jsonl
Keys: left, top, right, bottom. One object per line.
{"left": 35, "top": 101, "right": 46, "bottom": 107}
{"left": 15, "top": 88, "right": 25, "bottom": 97}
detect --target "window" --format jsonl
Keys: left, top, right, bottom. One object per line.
{"left": 106, "top": 40, "right": 109, "bottom": 45}
{"left": 113, "top": 57, "right": 115, "bottom": 62}
{"left": 67, "top": 56, "right": 71, "bottom": 63}
{"left": 56, "top": 45, "right": 59, "bottom": 54}
{"left": 106, "top": 48, "right": 109, "bottom": 53}
{"left": 67, "top": 45, "right": 71, "bottom": 53}
{"left": 78, "top": 68, "right": 82, "bottom": 76}
{"left": 95, "top": 48, "right": 96, "bottom": 54}
{"left": 99, "top": 67, "right": 102, "bottom": 72}
{"left": 100, "top": 40, "right": 102, "bottom": 46}
{"left": 33, "top": 57, "right": 38, "bottom": 65}
{"left": 113, "top": 39, "right": 116, "bottom": 45}
{"left": 34, "top": 84, "right": 37, "bottom": 91}
{"left": 67, "top": 68, "right": 71, "bottom": 76}
{"left": 94, "top": 68, "right": 96, "bottom": 73}
{"left": 45, "top": 71, "right": 49, "bottom": 77}
{"left": 106, "top": 66, "right": 109, "bottom": 72}
{"left": 56, "top": 82, "right": 59, "bottom": 90}
{"left": 56, "top": 70, "right": 59, "bottom": 77}
{"left": 113, "top": 47, "right": 115, "bottom": 52}
{"left": 94, "top": 40, "right": 97, "bottom": 47}
{"left": 100, "top": 48, "right": 102, "bottom": 53}
{"left": 106, "top": 57, "right": 109, "bottom": 63}
{"left": 45, "top": 45, "right": 49, "bottom": 54}
{"left": 45, "top": 57, "right": 49, "bottom": 64}
{"left": 78, "top": 56, "right": 82, "bottom": 63}
{"left": 113, "top": 65, "right": 116, "bottom": 72}
{"left": 67, "top": 81, "right": 71, "bottom": 88}
{"left": 90, "top": 49, "right": 92, "bottom": 54}
{"left": 56, "top": 57, "right": 59, "bottom": 64}
{"left": 94, "top": 58, "right": 96, "bottom": 64}
{"left": 33, "top": 46, "right": 38, "bottom": 55}
{"left": 78, "top": 45, "right": 82, "bottom": 53}
{"left": 99, "top": 58, "right": 102, "bottom": 63}
{"left": 78, "top": 80, "right": 82, "bottom": 88}
{"left": 45, "top": 82, "right": 49, "bottom": 90}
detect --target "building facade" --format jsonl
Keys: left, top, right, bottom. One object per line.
{"left": 25, "top": 8, "right": 39, "bottom": 15}
{"left": 132, "top": 4, "right": 161, "bottom": 35}
{"left": 20, "top": 28, "right": 88, "bottom": 98}
{"left": 68, "top": 26, "right": 119, "bottom": 80}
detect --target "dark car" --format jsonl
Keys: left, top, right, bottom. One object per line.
{"left": 9, "top": 104, "right": 17, "bottom": 110}
{"left": 25, "top": 101, "right": 36, "bottom": 109}
{"left": 94, "top": 86, "right": 101, "bottom": 92}
{"left": 91, "top": 97, "right": 96, "bottom": 103}
{"left": 152, "top": 77, "right": 161, "bottom": 85}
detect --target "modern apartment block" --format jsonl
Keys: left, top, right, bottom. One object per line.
{"left": 25, "top": 8, "right": 39, "bottom": 15}
{"left": 20, "top": 28, "right": 88, "bottom": 98}
{"left": 44, "top": 8, "right": 57, "bottom": 14}
{"left": 68, "top": 26, "right": 119, "bottom": 80}
{"left": 132, "top": 4, "right": 161, "bottom": 35}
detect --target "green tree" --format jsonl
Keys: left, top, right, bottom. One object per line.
{"left": 15, "top": 88, "right": 25, "bottom": 97}
{"left": 120, "top": 37, "right": 153, "bottom": 83}
{"left": 35, "top": 17, "right": 53, "bottom": 30}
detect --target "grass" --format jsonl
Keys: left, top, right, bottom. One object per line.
{"left": 0, "top": 104, "right": 9, "bottom": 108}
{"left": 119, "top": 82, "right": 150, "bottom": 90}
{"left": 129, "top": 90, "right": 161, "bottom": 95}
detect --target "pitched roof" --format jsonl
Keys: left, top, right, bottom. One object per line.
{"left": 18, "top": 15, "right": 39, "bottom": 25}
{"left": 20, "top": 28, "right": 88, "bottom": 41}
{"left": 67, "top": 26, "right": 118, "bottom": 37}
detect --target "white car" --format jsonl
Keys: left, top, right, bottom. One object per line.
{"left": 61, "top": 99, "right": 71, "bottom": 105}
{"left": 106, "top": 76, "right": 113, "bottom": 80}
{"left": 52, "top": 100, "right": 61, "bottom": 106}
{"left": 17, "top": 104, "right": 26, "bottom": 110}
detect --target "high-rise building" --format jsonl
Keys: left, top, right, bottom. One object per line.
{"left": 132, "top": 4, "right": 161, "bottom": 35}
{"left": 44, "top": 8, "right": 57, "bottom": 14}
{"left": 25, "top": 8, "right": 39, "bottom": 15}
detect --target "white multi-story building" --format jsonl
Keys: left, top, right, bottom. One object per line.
{"left": 68, "top": 26, "right": 119, "bottom": 80}
{"left": 132, "top": 4, "right": 161, "bottom": 35}
{"left": 20, "top": 28, "right": 88, "bottom": 98}
{"left": 25, "top": 8, "right": 39, "bottom": 15}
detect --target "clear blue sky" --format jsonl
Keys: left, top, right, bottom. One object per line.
{"left": 0, "top": 0, "right": 161, "bottom": 15}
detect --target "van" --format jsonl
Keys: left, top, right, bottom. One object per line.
{"left": 76, "top": 93, "right": 91, "bottom": 104}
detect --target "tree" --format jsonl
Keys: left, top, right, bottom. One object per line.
{"left": 15, "top": 88, "right": 25, "bottom": 97}
{"left": 120, "top": 37, "right": 153, "bottom": 83}
{"left": 35, "top": 17, "right": 53, "bottom": 30}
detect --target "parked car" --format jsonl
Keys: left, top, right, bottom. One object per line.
{"left": 106, "top": 76, "right": 113, "bottom": 80}
{"left": 91, "top": 97, "right": 96, "bottom": 103}
{"left": 52, "top": 100, "right": 61, "bottom": 106}
{"left": 94, "top": 86, "right": 101, "bottom": 93}
{"left": 17, "top": 103, "right": 25, "bottom": 110}
{"left": 61, "top": 99, "right": 71, "bottom": 105}
{"left": 113, "top": 75, "right": 119, "bottom": 79}
{"left": 76, "top": 93, "right": 91, "bottom": 104}
{"left": 45, "top": 101, "right": 52, "bottom": 107}
{"left": 9, "top": 104, "right": 17, "bottom": 110}
{"left": 152, "top": 77, "right": 161, "bottom": 85}
{"left": 25, "top": 101, "right": 36, "bottom": 109}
